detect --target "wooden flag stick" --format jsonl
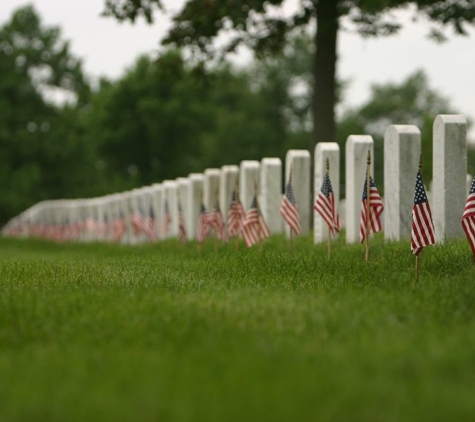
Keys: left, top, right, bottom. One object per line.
{"left": 365, "top": 149, "right": 371, "bottom": 264}
{"left": 326, "top": 158, "right": 331, "bottom": 260}
{"left": 199, "top": 190, "right": 205, "bottom": 253}
{"left": 254, "top": 180, "right": 264, "bottom": 252}
{"left": 415, "top": 153, "right": 423, "bottom": 282}
{"left": 233, "top": 180, "right": 240, "bottom": 250}
{"left": 214, "top": 189, "right": 219, "bottom": 252}
{"left": 289, "top": 165, "right": 293, "bottom": 252}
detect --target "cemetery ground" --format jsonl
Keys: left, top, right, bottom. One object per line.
{"left": 0, "top": 235, "right": 474, "bottom": 422}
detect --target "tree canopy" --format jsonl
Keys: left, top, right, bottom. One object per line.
{"left": 0, "top": 5, "right": 97, "bottom": 223}
{"left": 103, "top": 0, "right": 475, "bottom": 150}
{"left": 2, "top": 4, "right": 473, "bottom": 225}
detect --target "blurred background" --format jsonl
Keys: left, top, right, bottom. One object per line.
{"left": 1, "top": 0, "right": 474, "bottom": 225}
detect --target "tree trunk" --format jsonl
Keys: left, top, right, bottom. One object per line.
{"left": 312, "top": 0, "right": 339, "bottom": 151}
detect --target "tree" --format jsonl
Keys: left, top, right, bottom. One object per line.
{"left": 81, "top": 49, "right": 299, "bottom": 188}
{"left": 103, "top": 0, "right": 475, "bottom": 151}
{"left": 337, "top": 70, "right": 475, "bottom": 192}
{"left": 0, "top": 6, "right": 95, "bottom": 223}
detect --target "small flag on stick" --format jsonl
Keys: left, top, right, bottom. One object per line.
{"left": 280, "top": 172, "right": 301, "bottom": 235}
{"left": 359, "top": 168, "right": 384, "bottom": 242}
{"left": 178, "top": 202, "right": 187, "bottom": 243}
{"left": 197, "top": 203, "right": 209, "bottom": 244}
{"left": 144, "top": 207, "right": 157, "bottom": 241}
{"left": 411, "top": 155, "right": 436, "bottom": 281}
{"left": 411, "top": 161, "right": 436, "bottom": 256}
{"left": 227, "top": 187, "right": 245, "bottom": 238}
{"left": 242, "top": 195, "right": 270, "bottom": 248}
{"left": 161, "top": 200, "right": 171, "bottom": 238}
{"left": 314, "top": 159, "right": 340, "bottom": 236}
{"left": 208, "top": 201, "right": 227, "bottom": 242}
{"left": 462, "top": 176, "right": 475, "bottom": 259}
{"left": 360, "top": 150, "right": 383, "bottom": 263}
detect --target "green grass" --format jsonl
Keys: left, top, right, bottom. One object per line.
{"left": 0, "top": 234, "right": 474, "bottom": 422}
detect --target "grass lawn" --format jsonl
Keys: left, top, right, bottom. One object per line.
{"left": 0, "top": 234, "right": 474, "bottom": 422}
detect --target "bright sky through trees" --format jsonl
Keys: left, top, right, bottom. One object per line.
{"left": 1, "top": 0, "right": 474, "bottom": 139}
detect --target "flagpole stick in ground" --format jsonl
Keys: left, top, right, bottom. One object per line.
{"left": 235, "top": 181, "right": 241, "bottom": 250}
{"left": 254, "top": 180, "right": 264, "bottom": 252}
{"left": 326, "top": 158, "right": 331, "bottom": 260}
{"left": 199, "top": 192, "right": 205, "bottom": 254}
{"left": 365, "top": 150, "right": 371, "bottom": 264}
{"left": 214, "top": 190, "right": 219, "bottom": 252}
{"left": 289, "top": 165, "right": 294, "bottom": 252}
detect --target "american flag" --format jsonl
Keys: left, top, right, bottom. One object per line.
{"left": 112, "top": 212, "right": 127, "bottom": 242}
{"left": 315, "top": 171, "right": 340, "bottom": 235}
{"left": 227, "top": 188, "right": 245, "bottom": 237}
{"left": 280, "top": 175, "right": 301, "bottom": 235}
{"left": 411, "top": 169, "right": 436, "bottom": 255}
{"left": 242, "top": 195, "right": 270, "bottom": 248}
{"left": 178, "top": 202, "right": 187, "bottom": 243}
{"left": 360, "top": 175, "right": 384, "bottom": 243}
{"left": 144, "top": 207, "right": 157, "bottom": 241}
{"left": 208, "top": 201, "right": 227, "bottom": 241}
{"left": 131, "top": 212, "right": 146, "bottom": 236}
{"left": 85, "top": 217, "right": 102, "bottom": 237}
{"left": 197, "top": 203, "right": 209, "bottom": 243}
{"left": 161, "top": 200, "right": 171, "bottom": 238}
{"left": 462, "top": 176, "right": 475, "bottom": 256}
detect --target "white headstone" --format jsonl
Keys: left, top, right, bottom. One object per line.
{"left": 260, "top": 158, "right": 283, "bottom": 234}
{"left": 345, "top": 135, "right": 374, "bottom": 244}
{"left": 188, "top": 173, "right": 204, "bottom": 240}
{"left": 128, "top": 190, "right": 144, "bottom": 244}
{"left": 314, "top": 142, "right": 340, "bottom": 243}
{"left": 101, "top": 196, "right": 112, "bottom": 242}
{"left": 285, "top": 150, "right": 311, "bottom": 237}
{"left": 220, "top": 165, "right": 239, "bottom": 223}
{"left": 140, "top": 187, "right": 157, "bottom": 243}
{"left": 384, "top": 125, "right": 421, "bottom": 241}
{"left": 149, "top": 184, "right": 163, "bottom": 241}
{"left": 96, "top": 197, "right": 108, "bottom": 242}
{"left": 433, "top": 114, "right": 467, "bottom": 241}
{"left": 204, "top": 168, "right": 221, "bottom": 211}
{"left": 240, "top": 160, "right": 260, "bottom": 211}
{"left": 120, "top": 192, "right": 133, "bottom": 244}
{"left": 163, "top": 180, "right": 179, "bottom": 238}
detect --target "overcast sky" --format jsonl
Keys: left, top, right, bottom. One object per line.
{"left": 2, "top": 0, "right": 474, "bottom": 139}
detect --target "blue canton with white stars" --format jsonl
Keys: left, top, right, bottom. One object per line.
{"left": 321, "top": 173, "right": 334, "bottom": 197}
{"left": 285, "top": 179, "right": 297, "bottom": 205}
{"left": 414, "top": 170, "right": 428, "bottom": 205}
{"left": 470, "top": 177, "right": 475, "bottom": 195}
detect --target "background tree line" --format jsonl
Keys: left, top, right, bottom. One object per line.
{"left": 0, "top": 5, "right": 473, "bottom": 224}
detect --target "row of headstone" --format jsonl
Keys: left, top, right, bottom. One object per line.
{"left": 2, "top": 114, "right": 470, "bottom": 245}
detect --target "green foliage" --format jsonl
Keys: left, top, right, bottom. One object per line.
{"left": 336, "top": 70, "right": 474, "bottom": 191}
{"left": 1, "top": 236, "right": 475, "bottom": 421}
{"left": 0, "top": 6, "right": 99, "bottom": 224}
{"left": 104, "top": 0, "right": 475, "bottom": 52}
{"left": 102, "top": 0, "right": 475, "bottom": 145}
{"left": 82, "top": 49, "right": 302, "bottom": 187}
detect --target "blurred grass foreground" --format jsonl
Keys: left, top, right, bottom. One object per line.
{"left": 1, "top": 235, "right": 475, "bottom": 422}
